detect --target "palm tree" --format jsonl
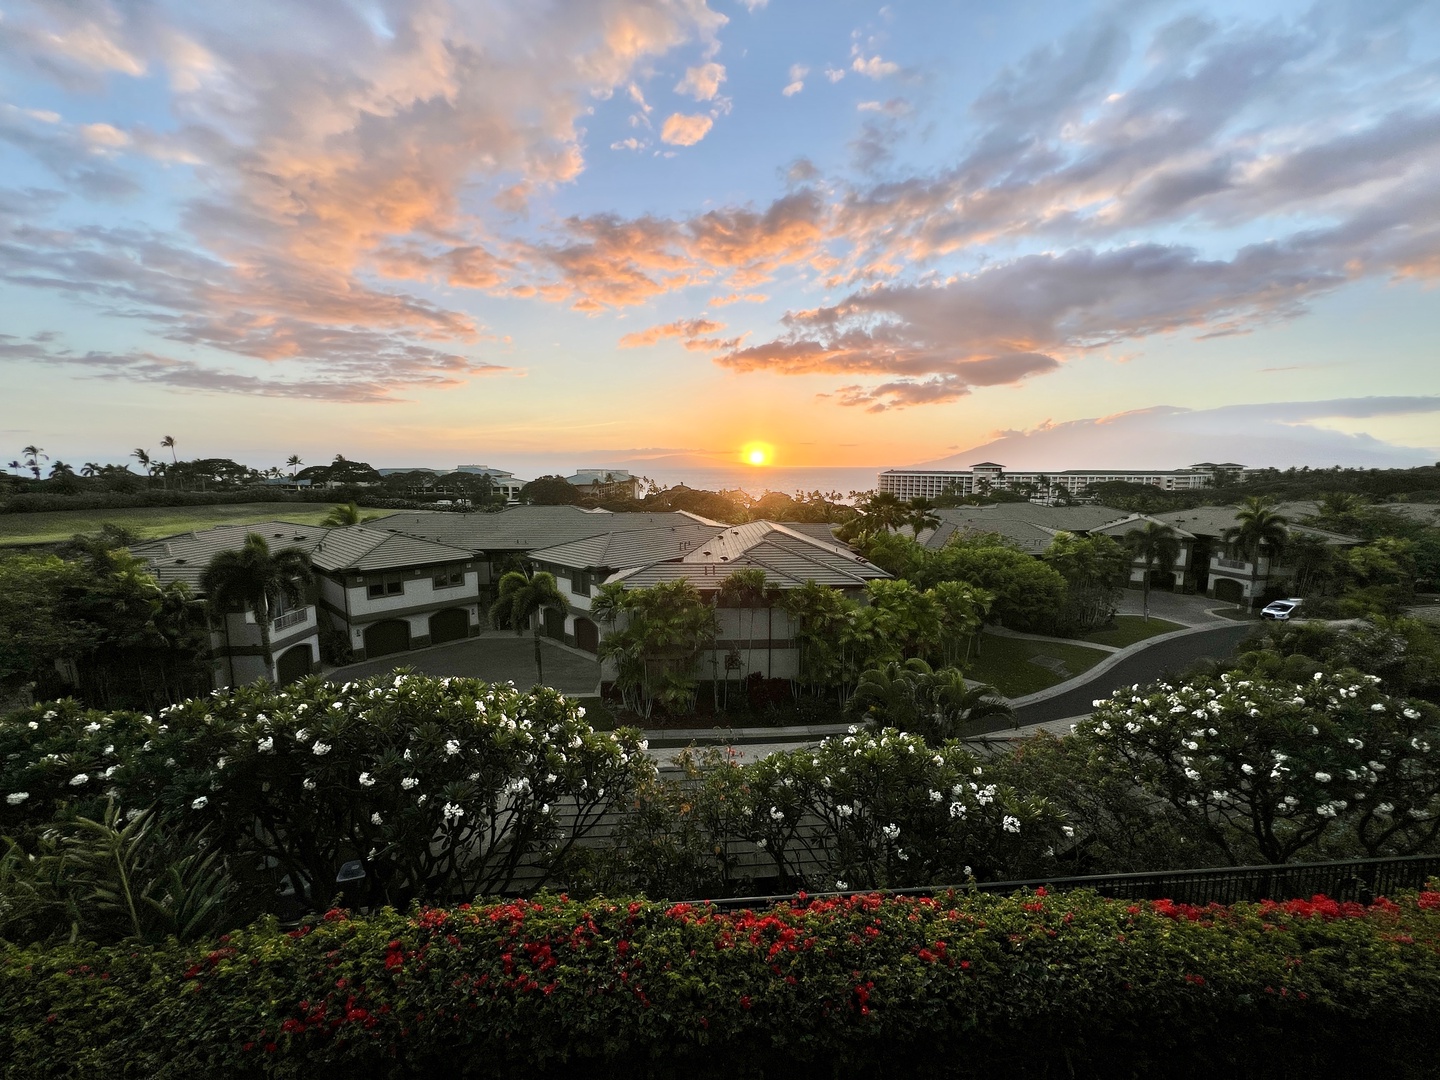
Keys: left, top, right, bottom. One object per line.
{"left": 906, "top": 497, "right": 942, "bottom": 536}
{"left": 6, "top": 459, "right": 21, "bottom": 476}
{"left": 81, "top": 462, "right": 102, "bottom": 477}
{"left": 22, "top": 445, "right": 47, "bottom": 479}
{"left": 489, "top": 569, "right": 568, "bottom": 686}
{"left": 199, "top": 534, "right": 314, "bottom": 680}
{"left": 1123, "top": 522, "right": 1181, "bottom": 621}
{"left": 1223, "top": 498, "right": 1290, "bottom": 611}
{"left": 132, "top": 448, "right": 152, "bottom": 483}
{"left": 160, "top": 435, "right": 177, "bottom": 463}
{"left": 320, "top": 502, "right": 363, "bottom": 527}
{"left": 286, "top": 455, "right": 303, "bottom": 477}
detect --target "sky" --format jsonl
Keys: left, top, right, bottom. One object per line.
{"left": 1, "top": 0, "right": 1438, "bottom": 482}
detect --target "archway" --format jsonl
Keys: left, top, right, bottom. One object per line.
{"left": 1213, "top": 577, "right": 1244, "bottom": 604}
{"left": 574, "top": 617, "right": 599, "bottom": 653}
{"left": 364, "top": 619, "right": 411, "bottom": 658}
{"left": 429, "top": 607, "right": 469, "bottom": 645}
{"left": 276, "top": 643, "right": 313, "bottom": 684}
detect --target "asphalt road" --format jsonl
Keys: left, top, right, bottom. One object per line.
{"left": 999, "top": 623, "right": 1257, "bottom": 730}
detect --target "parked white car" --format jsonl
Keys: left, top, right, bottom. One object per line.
{"left": 1260, "top": 598, "right": 1303, "bottom": 621}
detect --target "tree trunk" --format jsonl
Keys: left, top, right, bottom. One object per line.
{"left": 532, "top": 625, "right": 544, "bottom": 685}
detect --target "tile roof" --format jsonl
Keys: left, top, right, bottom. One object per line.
{"left": 130, "top": 521, "right": 329, "bottom": 591}
{"left": 609, "top": 521, "right": 886, "bottom": 590}
{"left": 376, "top": 506, "right": 720, "bottom": 552}
{"left": 1152, "top": 506, "right": 1360, "bottom": 544}
{"left": 1086, "top": 513, "right": 1197, "bottom": 540}
{"left": 308, "top": 527, "right": 474, "bottom": 573}
{"left": 916, "top": 503, "right": 1134, "bottom": 551}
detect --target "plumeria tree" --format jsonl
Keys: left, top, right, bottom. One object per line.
{"left": 1075, "top": 672, "right": 1440, "bottom": 863}
{"left": 0, "top": 674, "right": 653, "bottom": 915}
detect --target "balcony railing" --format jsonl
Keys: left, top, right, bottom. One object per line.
{"left": 272, "top": 608, "right": 310, "bottom": 631}
{"left": 1212, "top": 556, "right": 1249, "bottom": 570}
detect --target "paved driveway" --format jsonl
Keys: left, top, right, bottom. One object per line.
{"left": 327, "top": 634, "right": 600, "bottom": 695}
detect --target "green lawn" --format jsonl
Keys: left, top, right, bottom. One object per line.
{"left": 964, "top": 632, "right": 1111, "bottom": 698}
{"left": 0, "top": 503, "right": 399, "bottom": 546}
{"left": 1077, "top": 616, "right": 1184, "bottom": 648}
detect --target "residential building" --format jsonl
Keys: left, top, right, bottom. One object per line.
{"left": 878, "top": 462, "right": 1245, "bottom": 501}
{"left": 563, "top": 468, "right": 644, "bottom": 500}
{"left": 528, "top": 518, "right": 888, "bottom": 680}
{"left": 131, "top": 522, "right": 329, "bottom": 687}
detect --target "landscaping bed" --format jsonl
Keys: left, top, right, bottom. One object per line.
{"left": 6, "top": 888, "right": 1440, "bottom": 1078}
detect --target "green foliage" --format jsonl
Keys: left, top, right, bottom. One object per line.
{"left": 517, "top": 475, "right": 583, "bottom": 505}
{"left": 489, "top": 569, "right": 568, "bottom": 684}
{"left": 1077, "top": 672, "right": 1440, "bottom": 863}
{"left": 201, "top": 532, "right": 314, "bottom": 673}
{"left": 0, "top": 676, "right": 654, "bottom": 922}
{"left": 1043, "top": 531, "right": 1129, "bottom": 634}
{"left": 598, "top": 580, "right": 717, "bottom": 719}
{"left": 7, "top": 889, "right": 1440, "bottom": 1078}
{"left": 850, "top": 659, "right": 1012, "bottom": 745}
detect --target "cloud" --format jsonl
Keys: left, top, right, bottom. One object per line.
{"left": 851, "top": 53, "right": 899, "bottom": 79}
{"left": 675, "top": 61, "right": 726, "bottom": 101}
{"left": 824, "top": 66, "right": 846, "bottom": 83}
{"left": 618, "top": 317, "right": 738, "bottom": 350}
{"left": 783, "top": 63, "right": 808, "bottom": 96}
{"left": 660, "top": 112, "right": 715, "bottom": 146}
{"left": 916, "top": 398, "right": 1440, "bottom": 470}
{"left": 708, "top": 291, "right": 768, "bottom": 306}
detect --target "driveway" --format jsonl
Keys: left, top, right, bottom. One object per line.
{"left": 997, "top": 623, "right": 1255, "bottom": 731}
{"left": 327, "top": 634, "right": 600, "bottom": 695}
{"left": 1113, "top": 589, "right": 1232, "bottom": 625}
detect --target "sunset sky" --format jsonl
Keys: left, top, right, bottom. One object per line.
{"left": 1, "top": 0, "right": 1438, "bottom": 479}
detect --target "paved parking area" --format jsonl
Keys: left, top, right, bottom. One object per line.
{"left": 326, "top": 634, "right": 600, "bottom": 695}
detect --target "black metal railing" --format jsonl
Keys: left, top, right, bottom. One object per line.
{"left": 693, "top": 853, "right": 1440, "bottom": 911}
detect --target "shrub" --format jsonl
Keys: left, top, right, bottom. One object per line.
{"left": 0, "top": 675, "right": 653, "bottom": 923}
{"left": 5, "top": 888, "right": 1440, "bottom": 1078}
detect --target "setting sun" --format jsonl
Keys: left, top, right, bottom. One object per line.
{"left": 741, "top": 442, "right": 773, "bottom": 466}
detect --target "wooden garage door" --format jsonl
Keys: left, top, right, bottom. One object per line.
{"left": 276, "top": 643, "right": 313, "bottom": 684}
{"left": 429, "top": 607, "right": 469, "bottom": 645}
{"left": 365, "top": 619, "right": 411, "bottom": 658}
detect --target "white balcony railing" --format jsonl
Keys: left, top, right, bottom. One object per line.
{"left": 1213, "top": 557, "right": 1249, "bottom": 571}
{"left": 272, "top": 608, "right": 309, "bottom": 631}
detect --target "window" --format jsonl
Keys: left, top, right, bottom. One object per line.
{"left": 433, "top": 569, "right": 465, "bottom": 589}
{"left": 366, "top": 575, "right": 405, "bottom": 599}
{"left": 571, "top": 569, "right": 592, "bottom": 597}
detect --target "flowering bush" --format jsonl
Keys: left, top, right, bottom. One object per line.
{"left": 1077, "top": 672, "right": 1440, "bottom": 863}
{"left": 5, "top": 888, "right": 1440, "bottom": 1078}
{"left": 0, "top": 674, "right": 653, "bottom": 917}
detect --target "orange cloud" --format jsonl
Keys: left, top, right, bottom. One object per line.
{"left": 660, "top": 112, "right": 715, "bottom": 146}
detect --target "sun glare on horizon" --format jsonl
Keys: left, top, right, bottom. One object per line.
{"left": 742, "top": 442, "right": 773, "bottom": 466}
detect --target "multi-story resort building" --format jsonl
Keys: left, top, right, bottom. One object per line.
{"left": 877, "top": 461, "right": 1245, "bottom": 500}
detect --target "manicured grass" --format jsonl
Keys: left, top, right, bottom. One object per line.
{"left": 0, "top": 502, "right": 399, "bottom": 546}
{"left": 964, "top": 632, "right": 1111, "bottom": 698}
{"left": 1077, "top": 615, "right": 1184, "bottom": 648}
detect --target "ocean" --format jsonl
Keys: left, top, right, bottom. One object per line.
{"left": 632, "top": 465, "right": 884, "bottom": 499}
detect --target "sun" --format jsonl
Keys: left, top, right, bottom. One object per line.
{"left": 741, "top": 442, "right": 773, "bottom": 467}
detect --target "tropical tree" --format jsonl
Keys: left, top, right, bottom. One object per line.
{"left": 131, "top": 448, "right": 152, "bottom": 484}
{"left": 286, "top": 454, "right": 303, "bottom": 477}
{"left": 837, "top": 491, "right": 909, "bottom": 543}
{"left": 6, "top": 460, "right": 21, "bottom": 476}
{"left": 199, "top": 534, "right": 314, "bottom": 679}
{"left": 906, "top": 497, "right": 942, "bottom": 536}
{"left": 22, "top": 445, "right": 46, "bottom": 479}
{"left": 160, "top": 435, "right": 177, "bottom": 463}
{"left": 717, "top": 568, "right": 772, "bottom": 689}
{"left": 489, "top": 569, "right": 569, "bottom": 686}
{"left": 596, "top": 580, "right": 716, "bottom": 719}
{"left": 1223, "top": 498, "right": 1290, "bottom": 609}
{"left": 851, "top": 658, "right": 1014, "bottom": 745}
{"left": 319, "top": 502, "right": 374, "bottom": 527}
{"left": 1043, "top": 532, "right": 1129, "bottom": 633}
{"left": 1123, "top": 522, "right": 1182, "bottom": 621}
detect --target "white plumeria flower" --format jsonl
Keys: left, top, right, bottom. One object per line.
{"left": 312, "top": 742, "right": 332, "bottom": 756}
{"left": 445, "top": 740, "right": 461, "bottom": 756}
{"left": 359, "top": 773, "right": 375, "bottom": 787}
{"left": 949, "top": 802, "right": 967, "bottom": 819}
{"left": 27, "top": 721, "right": 38, "bottom": 730}
{"left": 69, "top": 773, "right": 89, "bottom": 787}
{"left": 85, "top": 722, "right": 101, "bottom": 734}
{"left": 371, "top": 812, "right": 383, "bottom": 825}
{"left": 295, "top": 729, "right": 310, "bottom": 742}
{"left": 401, "top": 777, "right": 419, "bottom": 790}
{"left": 1002, "top": 815, "right": 1021, "bottom": 834}
{"left": 257, "top": 737, "right": 274, "bottom": 753}
{"left": 1315, "top": 772, "right": 1331, "bottom": 783}
{"left": 302, "top": 778, "right": 316, "bottom": 790}
{"left": 755, "top": 838, "right": 768, "bottom": 849}
{"left": 6, "top": 792, "right": 30, "bottom": 806}
{"left": 191, "top": 796, "right": 208, "bottom": 810}
{"left": 1061, "top": 825, "right": 1074, "bottom": 838}
{"left": 929, "top": 790, "right": 943, "bottom": 803}
{"left": 881, "top": 823, "right": 900, "bottom": 841}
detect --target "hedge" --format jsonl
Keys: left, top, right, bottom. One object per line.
{"left": 5, "top": 888, "right": 1440, "bottom": 1079}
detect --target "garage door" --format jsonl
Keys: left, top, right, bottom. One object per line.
{"left": 429, "top": 607, "right": 469, "bottom": 645}
{"left": 574, "top": 617, "right": 599, "bottom": 653}
{"left": 365, "top": 619, "right": 411, "bottom": 658}
{"left": 1213, "top": 578, "right": 1244, "bottom": 603}
{"left": 276, "top": 643, "right": 313, "bottom": 684}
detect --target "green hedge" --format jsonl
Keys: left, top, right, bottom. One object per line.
{"left": 5, "top": 888, "right": 1440, "bottom": 1078}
